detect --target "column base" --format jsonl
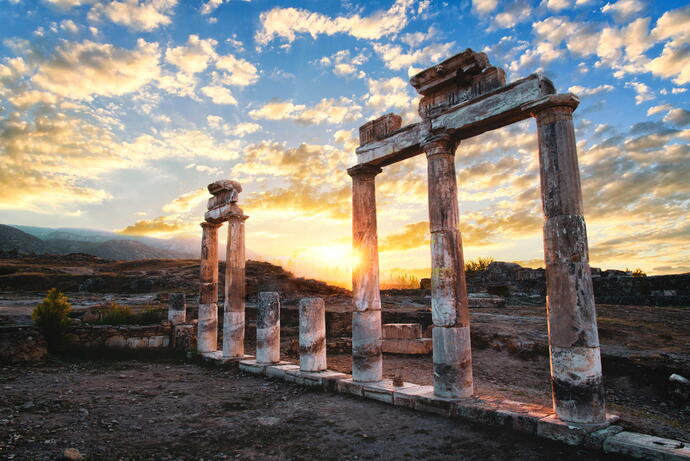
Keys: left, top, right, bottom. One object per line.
{"left": 432, "top": 326, "right": 473, "bottom": 398}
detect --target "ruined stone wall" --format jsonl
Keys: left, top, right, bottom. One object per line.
{"left": 67, "top": 324, "right": 172, "bottom": 349}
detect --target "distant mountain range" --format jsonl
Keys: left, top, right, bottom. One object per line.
{"left": 0, "top": 224, "right": 198, "bottom": 260}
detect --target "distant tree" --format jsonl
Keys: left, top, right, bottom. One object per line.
{"left": 32, "top": 288, "right": 71, "bottom": 352}
{"left": 632, "top": 268, "right": 647, "bottom": 277}
{"left": 465, "top": 257, "right": 494, "bottom": 273}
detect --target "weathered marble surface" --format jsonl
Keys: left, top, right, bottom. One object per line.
{"left": 299, "top": 298, "right": 327, "bottom": 372}
{"left": 256, "top": 291, "right": 280, "bottom": 364}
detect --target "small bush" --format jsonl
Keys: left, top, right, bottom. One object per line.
{"left": 99, "top": 303, "right": 134, "bottom": 325}
{"left": 632, "top": 268, "right": 647, "bottom": 277}
{"left": 32, "top": 288, "right": 71, "bottom": 352}
{"left": 138, "top": 308, "right": 164, "bottom": 325}
{"left": 465, "top": 257, "right": 494, "bottom": 273}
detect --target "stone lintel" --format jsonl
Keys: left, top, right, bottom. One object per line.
{"left": 204, "top": 204, "right": 248, "bottom": 224}
{"left": 410, "top": 49, "right": 491, "bottom": 96}
{"left": 208, "top": 179, "right": 242, "bottom": 196}
{"left": 353, "top": 73, "right": 555, "bottom": 168}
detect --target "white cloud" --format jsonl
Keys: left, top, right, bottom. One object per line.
{"left": 165, "top": 35, "right": 217, "bottom": 74}
{"left": 161, "top": 188, "right": 207, "bottom": 213}
{"left": 625, "top": 81, "right": 654, "bottom": 104}
{"left": 601, "top": 0, "right": 645, "bottom": 22}
{"left": 200, "top": 85, "right": 237, "bottom": 104}
{"left": 543, "top": 0, "right": 570, "bottom": 12}
{"left": 200, "top": 0, "right": 224, "bottom": 15}
{"left": 567, "top": 84, "right": 614, "bottom": 95}
{"left": 32, "top": 39, "right": 160, "bottom": 100}
{"left": 320, "top": 49, "right": 368, "bottom": 78}
{"left": 472, "top": 0, "right": 498, "bottom": 15}
{"left": 646, "top": 104, "right": 672, "bottom": 116}
{"left": 186, "top": 163, "right": 223, "bottom": 175}
{"left": 249, "top": 97, "right": 362, "bottom": 125}
{"left": 401, "top": 26, "right": 437, "bottom": 47}
{"left": 255, "top": 0, "right": 413, "bottom": 47}
{"left": 365, "top": 77, "right": 414, "bottom": 113}
{"left": 215, "top": 54, "right": 259, "bottom": 86}
{"left": 663, "top": 108, "right": 690, "bottom": 126}
{"left": 647, "top": 41, "right": 690, "bottom": 85}
{"left": 88, "top": 0, "right": 178, "bottom": 31}
{"left": 373, "top": 41, "right": 455, "bottom": 71}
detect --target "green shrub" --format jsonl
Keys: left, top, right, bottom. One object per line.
{"left": 465, "top": 257, "right": 494, "bottom": 273}
{"left": 99, "top": 303, "right": 134, "bottom": 325}
{"left": 138, "top": 308, "right": 164, "bottom": 325}
{"left": 632, "top": 268, "right": 647, "bottom": 277}
{"left": 32, "top": 288, "right": 71, "bottom": 352}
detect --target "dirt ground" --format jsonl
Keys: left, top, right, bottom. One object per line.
{"left": 0, "top": 359, "right": 633, "bottom": 461}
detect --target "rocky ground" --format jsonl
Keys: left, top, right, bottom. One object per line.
{"left": 1, "top": 359, "right": 630, "bottom": 461}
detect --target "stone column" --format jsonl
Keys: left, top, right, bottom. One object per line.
{"left": 299, "top": 298, "right": 327, "bottom": 372}
{"left": 533, "top": 97, "right": 606, "bottom": 424}
{"left": 223, "top": 213, "right": 248, "bottom": 358}
{"left": 256, "top": 291, "right": 280, "bottom": 364}
{"left": 347, "top": 165, "right": 383, "bottom": 383}
{"left": 198, "top": 221, "right": 221, "bottom": 353}
{"left": 423, "top": 134, "right": 473, "bottom": 399}
{"left": 168, "top": 293, "right": 186, "bottom": 325}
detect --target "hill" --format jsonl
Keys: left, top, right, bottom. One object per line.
{"left": 0, "top": 225, "right": 184, "bottom": 260}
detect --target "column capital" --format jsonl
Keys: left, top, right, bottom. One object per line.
{"left": 200, "top": 221, "right": 222, "bottom": 229}
{"left": 347, "top": 164, "right": 383, "bottom": 178}
{"left": 422, "top": 133, "right": 458, "bottom": 158}
{"left": 227, "top": 213, "right": 249, "bottom": 222}
{"left": 524, "top": 93, "right": 579, "bottom": 125}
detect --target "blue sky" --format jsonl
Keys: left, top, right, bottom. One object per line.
{"left": 0, "top": 0, "right": 688, "bottom": 283}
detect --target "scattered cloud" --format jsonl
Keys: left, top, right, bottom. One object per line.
{"left": 249, "top": 97, "right": 361, "bottom": 125}
{"left": 568, "top": 84, "right": 614, "bottom": 96}
{"left": 88, "top": 0, "right": 178, "bottom": 31}
{"left": 161, "top": 188, "right": 207, "bottom": 213}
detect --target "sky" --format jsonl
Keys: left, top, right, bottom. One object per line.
{"left": 0, "top": 0, "right": 689, "bottom": 285}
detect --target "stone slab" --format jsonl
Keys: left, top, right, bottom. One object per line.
{"left": 336, "top": 378, "right": 365, "bottom": 397}
{"left": 382, "top": 338, "right": 433, "bottom": 355}
{"left": 265, "top": 364, "right": 300, "bottom": 380}
{"left": 361, "top": 379, "right": 419, "bottom": 404}
{"left": 413, "top": 391, "right": 459, "bottom": 416}
{"left": 382, "top": 323, "right": 422, "bottom": 340}
{"left": 537, "top": 414, "right": 619, "bottom": 446}
{"left": 603, "top": 431, "right": 690, "bottom": 461}
{"left": 286, "top": 369, "right": 350, "bottom": 391}
{"left": 392, "top": 385, "right": 434, "bottom": 409}
{"left": 202, "top": 352, "right": 253, "bottom": 365}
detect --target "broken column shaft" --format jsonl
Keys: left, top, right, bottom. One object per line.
{"left": 198, "top": 221, "right": 221, "bottom": 353}
{"left": 168, "top": 292, "right": 186, "bottom": 325}
{"left": 348, "top": 164, "right": 384, "bottom": 383}
{"left": 256, "top": 291, "right": 280, "bottom": 364}
{"left": 299, "top": 297, "right": 327, "bottom": 372}
{"left": 533, "top": 97, "right": 606, "bottom": 424}
{"left": 424, "top": 134, "right": 473, "bottom": 399}
{"left": 223, "top": 212, "right": 248, "bottom": 358}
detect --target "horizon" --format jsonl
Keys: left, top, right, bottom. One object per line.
{"left": 1, "top": 0, "right": 689, "bottom": 285}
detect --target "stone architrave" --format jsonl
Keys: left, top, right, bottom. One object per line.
{"left": 256, "top": 292, "right": 281, "bottom": 364}
{"left": 531, "top": 96, "right": 606, "bottom": 424}
{"left": 198, "top": 221, "right": 221, "bottom": 353}
{"left": 168, "top": 293, "right": 186, "bottom": 325}
{"left": 348, "top": 164, "right": 384, "bottom": 383}
{"left": 299, "top": 298, "right": 327, "bottom": 372}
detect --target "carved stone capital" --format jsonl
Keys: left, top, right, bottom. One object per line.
{"left": 422, "top": 133, "right": 458, "bottom": 157}
{"left": 523, "top": 93, "right": 579, "bottom": 126}
{"left": 347, "top": 164, "right": 383, "bottom": 178}
{"left": 227, "top": 212, "right": 249, "bottom": 222}
{"left": 200, "top": 221, "right": 222, "bottom": 229}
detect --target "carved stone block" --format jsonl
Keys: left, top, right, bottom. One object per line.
{"left": 410, "top": 49, "right": 506, "bottom": 119}
{"left": 358, "top": 113, "right": 402, "bottom": 146}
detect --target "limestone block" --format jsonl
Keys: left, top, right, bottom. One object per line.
{"left": 168, "top": 293, "right": 186, "bottom": 325}
{"left": 537, "top": 414, "right": 618, "bottom": 446}
{"left": 413, "top": 391, "right": 456, "bottom": 416}
{"left": 392, "top": 385, "right": 434, "bottom": 409}
{"left": 239, "top": 359, "right": 267, "bottom": 375}
{"left": 382, "top": 323, "right": 422, "bottom": 339}
{"left": 359, "top": 113, "right": 402, "bottom": 145}
{"left": 265, "top": 364, "right": 300, "bottom": 380}
{"left": 147, "top": 335, "right": 169, "bottom": 348}
{"left": 336, "top": 378, "right": 365, "bottom": 397}
{"left": 602, "top": 431, "right": 690, "bottom": 460}
{"left": 286, "top": 369, "right": 349, "bottom": 391}
{"left": 381, "top": 338, "right": 433, "bottom": 355}
{"left": 362, "top": 379, "right": 419, "bottom": 404}
{"left": 105, "top": 335, "right": 126, "bottom": 348}
{"left": 208, "top": 179, "right": 241, "bottom": 196}
{"left": 126, "top": 337, "right": 147, "bottom": 349}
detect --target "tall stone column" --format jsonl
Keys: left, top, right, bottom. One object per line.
{"left": 256, "top": 291, "right": 280, "bottom": 364}
{"left": 223, "top": 212, "right": 248, "bottom": 358}
{"left": 198, "top": 221, "right": 221, "bottom": 353}
{"left": 347, "top": 164, "right": 383, "bottom": 383}
{"left": 423, "top": 134, "right": 473, "bottom": 399}
{"left": 533, "top": 97, "right": 606, "bottom": 424}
